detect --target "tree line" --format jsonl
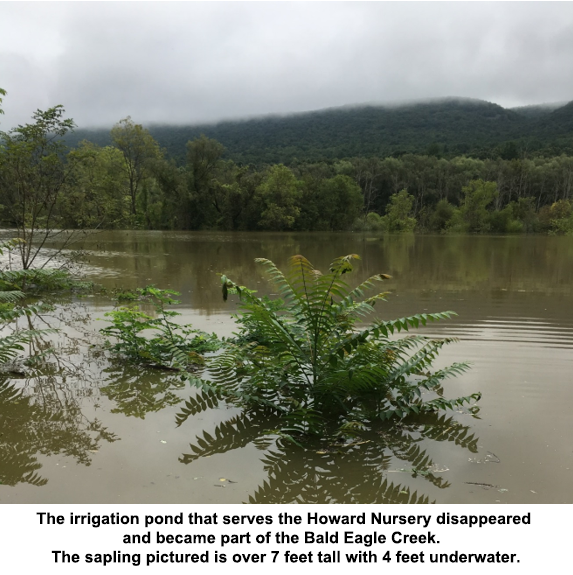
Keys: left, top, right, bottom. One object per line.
{"left": 1, "top": 100, "right": 573, "bottom": 256}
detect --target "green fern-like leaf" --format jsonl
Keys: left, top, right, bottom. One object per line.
{"left": 177, "top": 254, "right": 480, "bottom": 439}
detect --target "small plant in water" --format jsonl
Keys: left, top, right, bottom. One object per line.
{"left": 178, "top": 254, "right": 480, "bottom": 439}
{"left": 0, "top": 239, "right": 94, "bottom": 294}
{"left": 101, "top": 286, "right": 219, "bottom": 370}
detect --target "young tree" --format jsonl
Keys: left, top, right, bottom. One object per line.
{"left": 429, "top": 198, "right": 455, "bottom": 232}
{"left": 0, "top": 105, "right": 77, "bottom": 269}
{"left": 257, "top": 164, "right": 302, "bottom": 230}
{"left": 65, "top": 141, "right": 130, "bottom": 229}
{"left": 186, "top": 135, "right": 226, "bottom": 228}
{"left": 382, "top": 189, "right": 417, "bottom": 232}
{"left": 352, "top": 157, "right": 382, "bottom": 214}
{"left": 149, "top": 158, "right": 190, "bottom": 229}
{"left": 305, "top": 175, "right": 363, "bottom": 230}
{"left": 111, "top": 117, "right": 162, "bottom": 218}
{"left": 457, "top": 179, "right": 498, "bottom": 233}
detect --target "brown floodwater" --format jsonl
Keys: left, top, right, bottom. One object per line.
{"left": 1, "top": 231, "right": 572, "bottom": 504}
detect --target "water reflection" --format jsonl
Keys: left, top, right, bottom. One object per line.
{"left": 177, "top": 399, "right": 479, "bottom": 504}
{"left": 0, "top": 377, "right": 117, "bottom": 487}
{"left": 100, "top": 364, "right": 184, "bottom": 418}
{"left": 0, "top": 304, "right": 118, "bottom": 488}
{"left": 2, "top": 231, "right": 572, "bottom": 503}
{"left": 72, "top": 232, "right": 573, "bottom": 307}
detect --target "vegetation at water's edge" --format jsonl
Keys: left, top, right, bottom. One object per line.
{"left": 101, "top": 286, "right": 220, "bottom": 370}
{"left": 2, "top": 89, "right": 573, "bottom": 241}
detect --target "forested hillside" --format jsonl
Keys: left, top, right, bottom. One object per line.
{"left": 66, "top": 97, "right": 573, "bottom": 165}
{"left": 510, "top": 102, "right": 565, "bottom": 119}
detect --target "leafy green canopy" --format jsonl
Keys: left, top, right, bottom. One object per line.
{"left": 0, "top": 106, "right": 77, "bottom": 269}
{"left": 180, "top": 254, "right": 480, "bottom": 438}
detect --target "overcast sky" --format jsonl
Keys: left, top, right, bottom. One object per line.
{"left": 1, "top": 2, "right": 573, "bottom": 130}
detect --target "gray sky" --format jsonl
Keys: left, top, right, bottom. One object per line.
{"left": 1, "top": 2, "right": 573, "bottom": 129}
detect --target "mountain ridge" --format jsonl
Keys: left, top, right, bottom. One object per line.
{"left": 65, "top": 97, "right": 573, "bottom": 164}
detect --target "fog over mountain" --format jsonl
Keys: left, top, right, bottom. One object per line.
{"left": 1, "top": 2, "right": 573, "bottom": 129}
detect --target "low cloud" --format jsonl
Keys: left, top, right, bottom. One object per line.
{"left": 1, "top": 2, "right": 573, "bottom": 129}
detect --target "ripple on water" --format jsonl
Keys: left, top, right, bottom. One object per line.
{"left": 434, "top": 317, "right": 573, "bottom": 349}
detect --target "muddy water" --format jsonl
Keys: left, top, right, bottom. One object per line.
{"left": 1, "top": 231, "right": 572, "bottom": 504}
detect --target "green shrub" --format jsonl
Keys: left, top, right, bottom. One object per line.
{"left": 489, "top": 206, "right": 513, "bottom": 233}
{"left": 510, "top": 197, "right": 538, "bottom": 232}
{"left": 382, "top": 189, "right": 417, "bottom": 232}
{"left": 549, "top": 217, "right": 573, "bottom": 235}
{"left": 0, "top": 239, "right": 93, "bottom": 293}
{"left": 428, "top": 199, "right": 455, "bottom": 232}
{"left": 352, "top": 212, "right": 384, "bottom": 232}
{"left": 538, "top": 199, "right": 572, "bottom": 234}
{"left": 101, "top": 287, "right": 220, "bottom": 369}
{"left": 458, "top": 180, "right": 498, "bottom": 233}
{"left": 180, "top": 255, "right": 480, "bottom": 439}
{"left": 366, "top": 211, "right": 385, "bottom": 231}
{"left": 546, "top": 200, "right": 573, "bottom": 235}
{"left": 506, "top": 219, "right": 525, "bottom": 234}
{"left": 0, "top": 268, "right": 92, "bottom": 293}
{"left": 445, "top": 207, "right": 467, "bottom": 233}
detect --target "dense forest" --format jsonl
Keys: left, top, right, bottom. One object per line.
{"left": 1, "top": 93, "right": 573, "bottom": 238}
{"left": 66, "top": 97, "right": 573, "bottom": 164}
